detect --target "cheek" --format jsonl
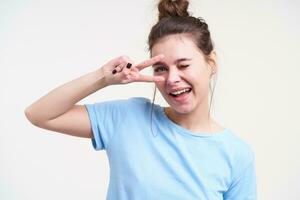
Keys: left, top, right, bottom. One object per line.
{"left": 155, "top": 82, "right": 171, "bottom": 98}
{"left": 190, "top": 74, "right": 211, "bottom": 92}
{"left": 155, "top": 82, "right": 164, "bottom": 92}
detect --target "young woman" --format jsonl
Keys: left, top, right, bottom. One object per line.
{"left": 25, "top": 0, "right": 257, "bottom": 199}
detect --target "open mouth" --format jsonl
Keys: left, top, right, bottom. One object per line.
{"left": 169, "top": 88, "right": 192, "bottom": 97}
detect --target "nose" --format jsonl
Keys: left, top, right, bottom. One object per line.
{"left": 166, "top": 68, "right": 181, "bottom": 84}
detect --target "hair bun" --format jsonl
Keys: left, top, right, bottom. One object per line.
{"left": 158, "top": 0, "right": 190, "bottom": 21}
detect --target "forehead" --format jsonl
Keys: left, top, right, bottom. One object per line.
{"left": 151, "top": 34, "right": 203, "bottom": 59}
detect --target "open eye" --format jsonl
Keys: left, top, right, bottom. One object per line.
{"left": 154, "top": 66, "right": 167, "bottom": 73}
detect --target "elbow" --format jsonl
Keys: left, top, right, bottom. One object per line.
{"left": 24, "top": 107, "right": 41, "bottom": 127}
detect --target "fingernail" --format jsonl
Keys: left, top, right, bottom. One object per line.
{"left": 112, "top": 69, "right": 117, "bottom": 74}
{"left": 126, "top": 63, "right": 132, "bottom": 69}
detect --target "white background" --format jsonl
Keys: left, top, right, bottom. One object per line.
{"left": 1, "top": 0, "right": 300, "bottom": 199}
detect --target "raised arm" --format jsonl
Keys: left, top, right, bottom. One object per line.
{"left": 24, "top": 67, "right": 108, "bottom": 138}
{"left": 24, "top": 55, "right": 164, "bottom": 138}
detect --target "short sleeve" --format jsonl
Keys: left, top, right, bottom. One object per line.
{"left": 223, "top": 156, "right": 257, "bottom": 200}
{"left": 84, "top": 99, "right": 128, "bottom": 151}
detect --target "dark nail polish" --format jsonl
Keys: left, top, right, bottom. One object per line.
{"left": 126, "top": 63, "right": 132, "bottom": 69}
{"left": 112, "top": 69, "right": 117, "bottom": 74}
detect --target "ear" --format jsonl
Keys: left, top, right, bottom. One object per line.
{"left": 207, "top": 50, "right": 217, "bottom": 73}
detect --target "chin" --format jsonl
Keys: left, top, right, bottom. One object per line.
{"left": 172, "top": 104, "right": 195, "bottom": 114}
{"left": 164, "top": 97, "right": 194, "bottom": 114}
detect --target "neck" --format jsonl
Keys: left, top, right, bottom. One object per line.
{"left": 165, "top": 97, "right": 220, "bottom": 134}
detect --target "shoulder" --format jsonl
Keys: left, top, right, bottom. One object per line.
{"left": 222, "top": 129, "right": 255, "bottom": 165}
{"left": 221, "top": 130, "right": 257, "bottom": 192}
{"left": 86, "top": 97, "right": 153, "bottom": 115}
{"left": 128, "top": 97, "right": 152, "bottom": 105}
{"left": 124, "top": 97, "right": 152, "bottom": 110}
{"left": 88, "top": 97, "right": 151, "bottom": 107}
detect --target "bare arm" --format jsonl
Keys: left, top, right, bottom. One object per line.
{"left": 24, "top": 68, "right": 107, "bottom": 138}
{"left": 24, "top": 55, "right": 164, "bottom": 138}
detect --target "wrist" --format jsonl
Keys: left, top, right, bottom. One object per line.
{"left": 93, "top": 67, "right": 109, "bottom": 89}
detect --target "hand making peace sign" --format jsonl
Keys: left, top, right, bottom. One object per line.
{"left": 100, "top": 54, "right": 165, "bottom": 86}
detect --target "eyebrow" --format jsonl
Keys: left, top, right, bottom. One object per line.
{"left": 152, "top": 58, "right": 192, "bottom": 67}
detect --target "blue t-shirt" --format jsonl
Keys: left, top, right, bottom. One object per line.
{"left": 85, "top": 97, "right": 257, "bottom": 200}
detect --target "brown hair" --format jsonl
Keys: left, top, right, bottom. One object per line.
{"left": 149, "top": 0, "right": 217, "bottom": 136}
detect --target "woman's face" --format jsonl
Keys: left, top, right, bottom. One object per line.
{"left": 151, "top": 34, "right": 216, "bottom": 114}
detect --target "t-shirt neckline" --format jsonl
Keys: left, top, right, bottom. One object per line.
{"left": 157, "top": 105, "right": 229, "bottom": 138}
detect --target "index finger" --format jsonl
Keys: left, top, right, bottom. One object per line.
{"left": 134, "top": 54, "right": 164, "bottom": 71}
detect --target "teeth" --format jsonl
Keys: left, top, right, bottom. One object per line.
{"left": 170, "top": 88, "right": 190, "bottom": 95}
